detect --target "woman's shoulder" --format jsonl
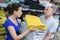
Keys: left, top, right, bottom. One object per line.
{"left": 4, "top": 18, "right": 13, "bottom": 28}
{"left": 5, "top": 18, "right": 11, "bottom": 23}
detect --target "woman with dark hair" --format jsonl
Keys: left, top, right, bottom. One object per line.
{"left": 4, "top": 3, "right": 37, "bottom": 40}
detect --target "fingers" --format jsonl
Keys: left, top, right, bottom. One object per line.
{"left": 29, "top": 28, "right": 38, "bottom": 31}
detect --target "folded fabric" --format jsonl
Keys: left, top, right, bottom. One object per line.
{"left": 0, "top": 16, "right": 7, "bottom": 24}
{"left": 0, "top": 0, "right": 4, "bottom": 3}
{"left": 0, "top": 9, "right": 7, "bottom": 24}
{"left": 0, "top": 36, "right": 5, "bottom": 40}
{"left": 4, "top": 0, "right": 10, "bottom": 3}
{"left": 0, "top": 9, "right": 6, "bottom": 17}
{"left": 10, "top": 0, "right": 20, "bottom": 3}
{"left": 25, "top": 15, "right": 46, "bottom": 32}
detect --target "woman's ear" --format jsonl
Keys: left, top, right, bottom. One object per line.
{"left": 14, "top": 11, "right": 17, "bottom": 15}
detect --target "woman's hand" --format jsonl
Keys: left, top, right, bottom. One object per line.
{"left": 29, "top": 28, "right": 38, "bottom": 31}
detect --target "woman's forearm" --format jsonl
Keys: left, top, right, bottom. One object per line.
{"left": 17, "top": 30, "right": 30, "bottom": 40}
{"left": 43, "top": 32, "right": 53, "bottom": 40}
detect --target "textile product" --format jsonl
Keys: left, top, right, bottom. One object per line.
{"left": 4, "top": 0, "right": 10, "bottom": 3}
{"left": 0, "top": 16, "right": 6, "bottom": 24}
{"left": 0, "top": 0, "right": 4, "bottom": 3}
{"left": 0, "top": 36, "right": 5, "bottom": 40}
{"left": 4, "top": 0, "right": 20, "bottom": 3}
{"left": 25, "top": 15, "right": 46, "bottom": 32}
{"left": 0, "top": 9, "right": 7, "bottom": 24}
{"left": 0, "top": 9, "right": 6, "bottom": 17}
{"left": 10, "top": 0, "right": 20, "bottom": 3}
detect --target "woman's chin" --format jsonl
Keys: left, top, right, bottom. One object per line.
{"left": 18, "top": 16, "right": 21, "bottom": 18}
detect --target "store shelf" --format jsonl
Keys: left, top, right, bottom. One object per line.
{"left": 0, "top": 3, "right": 8, "bottom": 8}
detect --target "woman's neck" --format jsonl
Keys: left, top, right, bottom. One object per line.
{"left": 9, "top": 14, "right": 17, "bottom": 20}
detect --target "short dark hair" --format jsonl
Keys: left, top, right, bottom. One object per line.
{"left": 6, "top": 3, "right": 22, "bottom": 15}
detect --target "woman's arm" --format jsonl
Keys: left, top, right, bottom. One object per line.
{"left": 43, "top": 32, "right": 53, "bottom": 40}
{"left": 7, "top": 26, "right": 34, "bottom": 40}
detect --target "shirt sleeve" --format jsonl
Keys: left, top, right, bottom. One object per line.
{"left": 49, "top": 21, "right": 58, "bottom": 33}
{"left": 4, "top": 19, "right": 13, "bottom": 28}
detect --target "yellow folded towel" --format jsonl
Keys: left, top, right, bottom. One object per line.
{"left": 0, "top": 16, "right": 7, "bottom": 24}
{"left": 0, "top": 36, "right": 5, "bottom": 40}
{"left": 0, "top": 9, "right": 6, "bottom": 17}
{"left": 25, "top": 15, "right": 46, "bottom": 32}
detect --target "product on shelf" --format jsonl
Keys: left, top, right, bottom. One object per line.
{"left": 0, "top": 36, "right": 5, "bottom": 40}
{"left": 0, "top": 9, "right": 7, "bottom": 24}
{"left": 0, "top": 16, "right": 7, "bottom": 24}
{"left": 0, "top": 9, "right": 6, "bottom": 17}
{"left": 56, "top": 7, "right": 60, "bottom": 14}
{"left": 0, "top": 0, "right": 4, "bottom": 3}
{"left": 25, "top": 15, "right": 46, "bottom": 32}
{"left": 4, "top": 0, "right": 20, "bottom": 3}
{"left": 4, "top": 0, "right": 10, "bottom": 3}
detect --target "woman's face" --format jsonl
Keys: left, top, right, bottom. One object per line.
{"left": 14, "top": 7, "right": 23, "bottom": 18}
